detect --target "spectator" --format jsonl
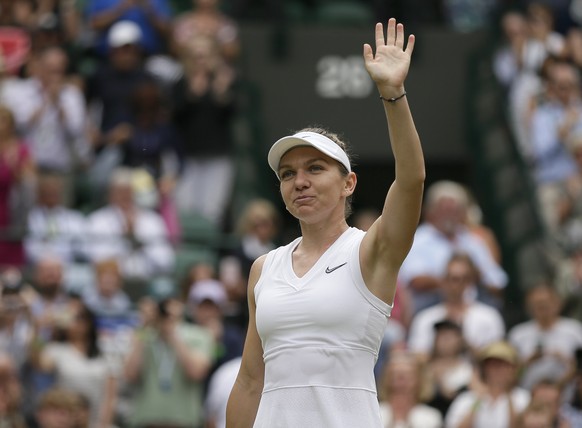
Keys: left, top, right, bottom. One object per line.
{"left": 205, "top": 356, "right": 242, "bottom": 428}
{"left": 33, "top": 301, "right": 118, "bottom": 428}
{"left": 528, "top": 379, "right": 569, "bottom": 428}
{"left": 34, "top": 387, "right": 83, "bottom": 428}
{"left": 441, "top": 0, "right": 500, "bottom": 33}
{"left": 398, "top": 180, "right": 508, "bottom": 313}
{"left": 120, "top": 79, "right": 183, "bottom": 182}
{"left": 229, "top": 198, "right": 281, "bottom": 281}
{"left": 445, "top": 341, "right": 530, "bottom": 428}
{"left": 187, "top": 278, "right": 244, "bottom": 375}
{"left": 529, "top": 59, "right": 581, "bottom": 233}
{"left": 172, "top": 33, "right": 238, "bottom": 227}
{"left": 24, "top": 257, "right": 75, "bottom": 409}
{"left": 517, "top": 403, "right": 561, "bottom": 428}
{"left": 5, "top": 46, "right": 90, "bottom": 177}
{"left": 86, "top": 20, "right": 150, "bottom": 135}
{"left": 123, "top": 297, "right": 215, "bottom": 428}
{"left": 0, "top": 352, "right": 26, "bottom": 428}
{"left": 82, "top": 259, "right": 131, "bottom": 318}
{"left": 171, "top": 0, "right": 240, "bottom": 65}
{"left": 85, "top": 20, "right": 153, "bottom": 204}
{"left": 0, "top": 267, "right": 35, "bottom": 374}
{"left": 407, "top": 252, "right": 505, "bottom": 359}
{"left": 464, "top": 189, "right": 502, "bottom": 264}
{"left": 0, "top": 104, "right": 35, "bottom": 268}
{"left": 29, "top": 256, "right": 74, "bottom": 341}
{"left": 561, "top": 349, "right": 582, "bottom": 426}
{"left": 374, "top": 318, "right": 407, "bottom": 384}
{"left": 221, "top": 198, "right": 281, "bottom": 327}
{"left": 25, "top": 171, "right": 89, "bottom": 268}
{"left": 87, "top": 167, "right": 175, "bottom": 281}
{"left": 378, "top": 351, "right": 443, "bottom": 428}
{"left": 553, "top": 130, "right": 582, "bottom": 247}
{"left": 554, "top": 237, "right": 582, "bottom": 320}
{"left": 86, "top": 0, "right": 173, "bottom": 56}
{"left": 508, "top": 284, "right": 582, "bottom": 390}
{"left": 425, "top": 319, "right": 473, "bottom": 417}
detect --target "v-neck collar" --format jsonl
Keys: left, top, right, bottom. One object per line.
{"left": 284, "top": 228, "right": 352, "bottom": 289}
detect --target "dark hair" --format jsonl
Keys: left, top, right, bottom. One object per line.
{"left": 445, "top": 252, "right": 481, "bottom": 284}
{"left": 53, "top": 302, "right": 101, "bottom": 359}
{"left": 295, "top": 126, "right": 356, "bottom": 218}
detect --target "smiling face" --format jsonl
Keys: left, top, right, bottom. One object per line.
{"left": 278, "top": 146, "right": 356, "bottom": 225}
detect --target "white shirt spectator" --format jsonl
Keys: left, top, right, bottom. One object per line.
{"left": 2, "top": 77, "right": 91, "bottom": 172}
{"left": 508, "top": 317, "right": 582, "bottom": 360}
{"left": 26, "top": 206, "right": 89, "bottom": 263}
{"left": 408, "top": 302, "right": 505, "bottom": 355}
{"left": 445, "top": 388, "right": 530, "bottom": 428}
{"left": 399, "top": 224, "right": 508, "bottom": 291}
{"left": 88, "top": 205, "right": 174, "bottom": 279}
{"left": 380, "top": 402, "right": 443, "bottom": 428}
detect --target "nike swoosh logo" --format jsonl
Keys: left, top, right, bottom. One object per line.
{"left": 325, "top": 262, "right": 347, "bottom": 274}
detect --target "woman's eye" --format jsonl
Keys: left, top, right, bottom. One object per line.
{"left": 310, "top": 165, "right": 323, "bottom": 172}
{"left": 280, "top": 170, "right": 293, "bottom": 179}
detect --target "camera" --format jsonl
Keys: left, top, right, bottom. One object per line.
{"left": 0, "top": 268, "right": 23, "bottom": 295}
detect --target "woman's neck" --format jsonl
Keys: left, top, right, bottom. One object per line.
{"left": 298, "top": 220, "right": 348, "bottom": 253}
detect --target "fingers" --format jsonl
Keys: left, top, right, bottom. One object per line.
{"left": 395, "top": 22, "right": 404, "bottom": 49}
{"left": 386, "top": 18, "right": 396, "bottom": 46}
{"left": 405, "top": 34, "right": 416, "bottom": 56}
{"left": 375, "top": 22, "right": 384, "bottom": 48}
{"left": 363, "top": 43, "right": 374, "bottom": 62}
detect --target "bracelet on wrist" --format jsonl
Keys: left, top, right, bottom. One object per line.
{"left": 379, "top": 92, "right": 407, "bottom": 103}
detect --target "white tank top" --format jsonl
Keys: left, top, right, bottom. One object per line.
{"left": 254, "top": 227, "right": 392, "bottom": 427}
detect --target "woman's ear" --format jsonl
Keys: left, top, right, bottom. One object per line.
{"left": 344, "top": 172, "right": 357, "bottom": 196}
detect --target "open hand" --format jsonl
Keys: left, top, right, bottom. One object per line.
{"left": 363, "top": 19, "right": 415, "bottom": 93}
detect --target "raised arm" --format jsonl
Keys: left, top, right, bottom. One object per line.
{"left": 226, "top": 256, "right": 266, "bottom": 428}
{"left": 360, "top": 19, "right": 425, "bottom": 304}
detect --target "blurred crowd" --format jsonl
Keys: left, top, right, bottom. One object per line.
{"left": 2, "top": 0, "right": 582, "bottom": 428}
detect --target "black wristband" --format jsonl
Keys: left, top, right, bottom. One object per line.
{"left": 379, "top": 92, "right": 407, "bottom": 103}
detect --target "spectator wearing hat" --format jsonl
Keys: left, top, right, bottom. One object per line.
{"left": 86, "top": 0, "right": 173, "bottom": 56}
{"left": 508, "top": 284, "right": 582, "bottom": 390}
{"left": 188, "top": 278, "right": 244, "bottom": 376}
{"left": 85, "top": 20, "right": 158, "bottom": 204}
{"left": 407, "top": 252, "right": 505, "bottom": 360}
{"left": 444, "top": 341, "right": 530, "bottom": 428}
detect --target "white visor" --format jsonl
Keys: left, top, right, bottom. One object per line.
{"left": 268, "top": 131, "right": 351, "bottom": 177}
